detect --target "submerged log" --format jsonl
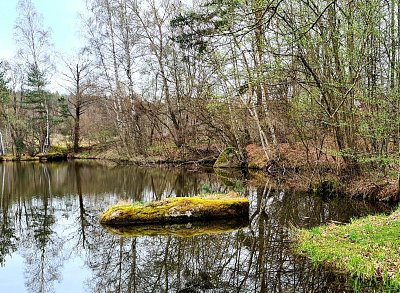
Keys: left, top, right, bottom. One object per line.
{"left": 99, "top": 192, "right": 249, "bottom": 225}
{"left": 102, "top": 217, "right": 249, "bottom": 237}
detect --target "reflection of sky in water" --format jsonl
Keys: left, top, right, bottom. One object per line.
{"left": 1, "top": 200, "right": 94, "bottom": 293}
{"left": 54, "top": 257, "right": 90, "bottom": 293}
{"left": 0, "top": 162, "right": 394, "bottom": 292}
{"left": 0, "top": 254, "right": 25, "bottom": 292}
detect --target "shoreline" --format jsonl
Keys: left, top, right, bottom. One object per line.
{"left": 1, "top": 143, "right": 399, "bottom": 203}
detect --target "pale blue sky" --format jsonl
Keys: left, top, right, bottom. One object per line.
{"left": 0, "top": 0, "right": 87, "bottom": 91}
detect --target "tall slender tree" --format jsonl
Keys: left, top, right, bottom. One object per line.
{"left": 14, "top": 0, "right": 54, "bottom": 154}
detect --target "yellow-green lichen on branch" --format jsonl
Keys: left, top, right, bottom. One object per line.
{"left": 99, "top": 192, "right": 249, "bottom": 225}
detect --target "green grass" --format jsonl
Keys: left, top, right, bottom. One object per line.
{"left": 294, "top": 208, "right": 400, "bottom": 290}
{"left": 48, "top": 145, "right": 68, "bottom": 153}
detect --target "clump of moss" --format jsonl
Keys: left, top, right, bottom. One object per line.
{"left": 38, "top": 152, "right": 68, "bottom": 161}
{"left": 213, "top": 147, "right": 242, "bottom": 168}
{"left": 100, "top": 192, "right": 249, "bottom": 225}
{"left": 294, "top": 209, "right": 400, "bottom": 290}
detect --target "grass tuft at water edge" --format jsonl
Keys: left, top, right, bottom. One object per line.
{"left": 294, "top": 207, "right": 400, "bottom": 290}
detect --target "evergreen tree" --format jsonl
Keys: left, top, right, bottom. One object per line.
{"left": 0, "top": 62, "right": 11, "bottom": 155}
{"left": 24, "top": 64, "right": 50, "bottom": 154}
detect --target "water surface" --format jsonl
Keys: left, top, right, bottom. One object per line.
{"left": 0, "top": 161, "right": 392, "bottom": 292}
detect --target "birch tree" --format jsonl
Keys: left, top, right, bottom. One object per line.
{"left": 84, "top": 0, "right": 148, "bottom": 155}
{"left": 14, "top": 0, "right": 54, "bottom": 154}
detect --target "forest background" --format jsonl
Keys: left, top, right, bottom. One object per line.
{"left": 1, "top": 0, "right": 400, "bottom": 197}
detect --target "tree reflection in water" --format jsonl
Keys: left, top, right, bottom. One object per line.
{"left": 0, "top": 162, "right": 392, "bottom": 292}
{"left": 86, "top": 184, "right": 389, "bottom": 292}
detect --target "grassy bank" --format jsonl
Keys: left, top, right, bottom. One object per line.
{"left": 0, "top": 152, "right": 68, "bottom": 162}
{"left": 294, "top": 208, "right": 400, "bottom": 290}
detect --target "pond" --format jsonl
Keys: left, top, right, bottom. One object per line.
{"left": 0, "top": 161, "right": 392, "bottom": 292}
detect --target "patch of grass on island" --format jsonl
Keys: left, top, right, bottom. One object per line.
{"left": 294, "top": 208, "right": 400, "bottom": 290}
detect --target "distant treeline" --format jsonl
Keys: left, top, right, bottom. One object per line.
{"left": 0, "top": 0, "right": 399, "bottom": 172}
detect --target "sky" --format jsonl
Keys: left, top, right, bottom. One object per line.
{"left": 0, "top": 0, "right": 87, "bottom": 92}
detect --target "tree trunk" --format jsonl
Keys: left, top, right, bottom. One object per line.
{"left": 44, "top": 100, "right": 49, "bottom": 154}
{"left": 391, "top": 0, "right": 396, "bottom": 89}
{"left": 0, "top": 130, "right": 4, "bottom": 156}
{"left": 74, "top": 106, "right": 80, "bottom": 153}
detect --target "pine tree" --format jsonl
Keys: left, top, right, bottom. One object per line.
{"left": 24, "top": 64, "right": 50, "bottom": 154}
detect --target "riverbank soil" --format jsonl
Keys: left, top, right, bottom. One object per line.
{"left": 243, "top": 143, "right": 400, "bottom": 202}
{"left": 294, "top": 208, "right": 400, "bottom": 290}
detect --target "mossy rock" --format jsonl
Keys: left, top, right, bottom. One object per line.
{"left": 38, "top": 152, "right": 68, "bottom": 161}
{"left": 101, "top": 217, "right": 248, "bottom": 237}
{"left": 213, "top": 147, "right": 242, "bottom": 168}
{"left": 100, "top": 192, "right": 249, "bottom": 225}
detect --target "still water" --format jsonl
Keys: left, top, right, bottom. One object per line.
{"left": 0, "top": 161, "right": 392, "bottom": 292}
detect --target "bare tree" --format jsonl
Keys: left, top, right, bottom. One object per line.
{"left": 61, "top": 53, "right": 96, "bottom": 152}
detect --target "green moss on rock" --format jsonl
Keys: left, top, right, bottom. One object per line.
{"left": 38, "top": 152, "right": 68, "bottom": 161}
{"left": 100, "top": 192, "right": 249, "bottom": 225}
{"left": 213, "top": 147, "right": 242, "bottom": 168}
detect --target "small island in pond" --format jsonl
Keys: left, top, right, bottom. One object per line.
{"left": 99, "top": 192, "right": 249, "bottom": 226}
